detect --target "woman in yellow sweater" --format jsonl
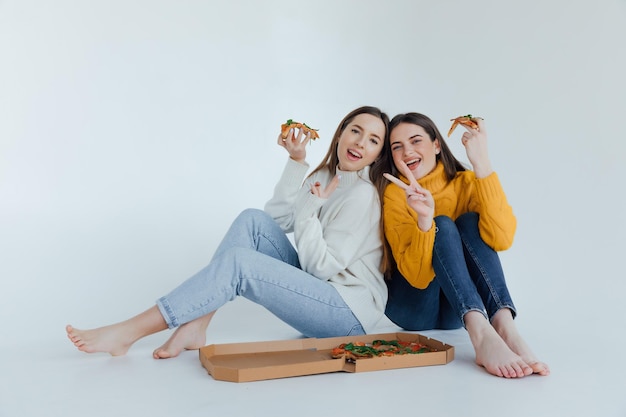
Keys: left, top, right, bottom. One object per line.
{"left": 382, "top": 112, "right": 549, "bottom": 378}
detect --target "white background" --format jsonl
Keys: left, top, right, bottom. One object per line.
{"left": 1, "top": 1, "right": 625, "bottom": 416}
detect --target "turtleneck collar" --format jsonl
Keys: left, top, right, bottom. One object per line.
{"left": 399, "top": 161, "right": 447, "bottom": 189}
{"left": 336, "top": 165, "right": 371, "bottom": 186}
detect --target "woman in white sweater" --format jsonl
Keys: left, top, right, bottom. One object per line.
{"left": 66, "top": 106, "right": 391, "bottom": 359}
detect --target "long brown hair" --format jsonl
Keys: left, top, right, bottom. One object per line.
{"left": 309, "top": 106, "right": 392, "bottom": 274}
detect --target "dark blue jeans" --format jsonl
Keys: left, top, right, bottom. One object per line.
{"left": 385, "top": 212, "right": 517, "bottom": 330}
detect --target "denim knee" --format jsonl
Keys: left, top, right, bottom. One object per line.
{"left": 235, "top": 207, "right": 268, "bottom": 224}
{"left": 434, "top": 215, "right": 457, "bottom": 238}
{"left": 455, "top": 212, "right": 479, "bottom": 230}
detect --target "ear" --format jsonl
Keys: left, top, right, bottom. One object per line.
{"left": 434, "top": 139, "right": 441, "bottom": 155}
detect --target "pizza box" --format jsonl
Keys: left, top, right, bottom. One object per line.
{"left": 199, "top": 332, "right": 454, "bottom": 383}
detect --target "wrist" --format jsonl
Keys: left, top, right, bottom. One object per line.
{"left": 418, "top": 218, "right": 433, "bottom": 232}
{"left": 472, "top": 163, "right": 493, "bottom": 179}
{"left": 290, "top": 156, "right": 307, "bottom": 165}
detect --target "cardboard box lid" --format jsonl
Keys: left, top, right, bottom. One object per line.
{"left": 199, "top": 332, "right": 454, "bottom": 383}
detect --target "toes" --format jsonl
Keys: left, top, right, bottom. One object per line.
{"left": 522, "top": 364, "right": 534, "bottom": 376}
{"left": 513, "top": 361, "right": 528, "bottom": 377}
{"left": 529, "top": 361, "right": 550, "bottom": 376}
{"left": 153, "top": 348, "right": 173, "bottom": 359}
{"left": 512, "top": 360, "right": 534, "bottom": 378}
{"left": 66, "top": 325, "right": 83, "bottom": 343}
{"left": 66, "top": 326, "right": 75, "bottom": 339}
{"left": 495, "top": 362, "right": 532, "bottom": 378}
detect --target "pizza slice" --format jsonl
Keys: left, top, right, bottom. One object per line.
{"left": 447, "top": 114, "right": 480, "bottom": 137}
{"left": 281, "top": 119, "right": 320, "bottom": 140}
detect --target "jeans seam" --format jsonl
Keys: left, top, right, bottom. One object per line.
{"left": 240, "top": 273, "right": 361, "bottom": 337}
{"left": 460, "top": 233, "right": 504, "bottom": 310}
{"left": 257, "top": 230, "right": 291, "bottom": 263}
{"left": 433, "top": 247, "right": 477, "bottom": 325}
{"left": 241, "top": 273, "right": 348, "bottom": 309}
{"left": 157, "top": 297, "right": 177, "bottom": 329}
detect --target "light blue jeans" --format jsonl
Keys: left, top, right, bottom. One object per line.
{"left": 156, "top": 208, "right": 365, "bottom": 338}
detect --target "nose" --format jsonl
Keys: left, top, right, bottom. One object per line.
{"left": 355, "top": 134, "right": 365, "bottom": 148}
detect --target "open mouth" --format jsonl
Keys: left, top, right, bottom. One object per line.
{"left": 405, "top": 158, "right": 420, "bottom": 169}
{"left": 347, "top": 149, "right": 363, "bottom": 161}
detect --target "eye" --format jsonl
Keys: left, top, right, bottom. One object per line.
{"left": 369, "top": 137, "right": 379, "bottom": 145}
{"left": 391, "top": 144, "right": 402, "bottom": 151}
{"left": 351, "top": 128, "right": 360, "bottom": 134}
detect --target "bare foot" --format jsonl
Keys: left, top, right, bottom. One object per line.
{"left": 152, "top": 319, "right": 208, "bottom": 359}
{"left": 473, "top": 326, "right": 533, "bottom": 378}
{"left": 492, "top": 321, "right": 550, "bottom": 375}
{"left": 66, "top": 324, "right": 135, "bottom": 356}
{"left": 66, "top": 306, "right": 168, "bottom": 356}
{"left": 491, "top": 310, "right": 550, "bottom": 376}
{"left": 465, "top": 311, "right": 532, "bottom": 378}
{"left": 500, "top": 332, "right": 550, "bottom": 376}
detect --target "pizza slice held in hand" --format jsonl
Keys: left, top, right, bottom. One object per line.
{"left": 281, "top": 119, "right": 320, "bottom": 140}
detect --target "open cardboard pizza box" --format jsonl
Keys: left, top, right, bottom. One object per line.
{"left": 199, "top": 332, "right": 454, "bottom": 382}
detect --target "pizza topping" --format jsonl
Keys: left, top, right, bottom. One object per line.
{"left": 447, "top": 114, "right": 480, "bottom": 137}
{"left": 331, "top": 339, "right": 435, "bottom": 361}
{"left": 281, "top": 119, "right": 320, "bottom": 140}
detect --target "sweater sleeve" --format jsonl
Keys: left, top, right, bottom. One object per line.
{"left": 383, "top": 184, "right": 436, "bottom": 289}
{"left": 294, "top": 181, "right": 380, "bottom": 281}
{"left": 468, "top": 172, "right": 517, "bottom": 251}
{"left": 263, "top": 157, "right": 311, "bottom": 233}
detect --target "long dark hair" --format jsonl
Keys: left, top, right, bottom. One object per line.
{"left": 381, "top": 112, "right": 467, "bottom": 279}
{"left": 309, "top": 106, "right": 392, "bottom": 274}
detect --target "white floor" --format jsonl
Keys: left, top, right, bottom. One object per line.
{"left": 2, "top": 294, "right": 624, "bottom": 417}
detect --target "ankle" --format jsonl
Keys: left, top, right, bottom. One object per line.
{"left": 465, "top": 312, "right": 494, "bottom": 344}
{"left": 491, "top": 309, "right": 514, "bottom": 332}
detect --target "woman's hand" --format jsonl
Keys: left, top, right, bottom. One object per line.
{"left": 384, "top": 160, "right": 435, "bottom": 232}
{"left": 309, "top": 174, "right": 340, "bottom": 199}
{"left": 277, "top": 127, "right": 313, "bottom": 164}
{"left": 460, "top": 117, "right": 492, "bottom": 178}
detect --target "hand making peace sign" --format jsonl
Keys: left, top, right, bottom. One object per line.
{"left": 383, "top": 160, "right": 435, "bottom": 232}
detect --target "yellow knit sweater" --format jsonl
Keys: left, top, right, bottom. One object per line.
{"left": 383, "top": 162, "right": 516, "bottom": 289}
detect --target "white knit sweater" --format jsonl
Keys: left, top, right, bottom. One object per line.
{"left": 264, "top": 158, "right": 387, "bottom": 333}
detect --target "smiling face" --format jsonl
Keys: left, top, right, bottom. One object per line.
{"left": 336, "top": 113, "right": 386, "bottom": 172}
{"left": 389, "top": 122, "right": 440, "bottom": 180}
